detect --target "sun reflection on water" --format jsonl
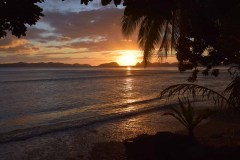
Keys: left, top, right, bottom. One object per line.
{"left": 126, "top": 67, "right": 132, "bottom": 76}
{"left": 121, "top": 73, "right": 137, "bottom": 112}
{"left": 124, "top": 78, "right": 133, "bottom": 92}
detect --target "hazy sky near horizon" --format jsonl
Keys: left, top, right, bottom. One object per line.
{"left": 0, "top": 0, "right": 176, "bottom": 66}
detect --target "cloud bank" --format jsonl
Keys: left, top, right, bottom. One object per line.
{"left": 0, "top": 2, "right": 141, "bottom": 65}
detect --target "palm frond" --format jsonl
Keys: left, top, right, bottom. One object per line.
{"left": 223, "top": 76, "right": 240, "bottom": 109}
{"left": 158, "top": 21, "right": 170, "bottom": 57}
{"left": 121, "top": 14, "right": 143, "bottom": 37}
{"left": 160, "top": 83, "right": 229, "bottom": 108}
{"left": 137, "top": 17, "right": 166, "bottom": 64}
{"left": 170, "top": 11, "right": 179, "bottom": 53}
{"left": 227, "top": 66, "right": 240, "bottom": 79}
{"left": 163, "top": 98, "right": 217, "bottom": 136}
{"left": 121, "top": 1, "right": 179, "bottom": 66}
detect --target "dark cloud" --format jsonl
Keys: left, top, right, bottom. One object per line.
{"left": 0, "top": 7, "right": 140, "bottom": 65}
{"left": 42, "top": 8, "right": 123, "bottom": 38}
{"left": 0, "top": 54, "right": 71, "bottom": 63}
{"left": 25, "top": 28, "right": 49, "bottom": 40}
{"left": 41, "top": 8, "right": 138, "bottom": 50}
{"left": 0, "top": 36, "right": 14, "bottom": 46}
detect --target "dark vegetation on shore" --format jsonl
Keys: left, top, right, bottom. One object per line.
{"left": 89, "top": 127, "right": 240, "bottom": 160}
{"left": 135, "top": 62, "right": 178, "bottom": 67}
{"left": 124, "top": 132, "right": 240, "bottom": 160}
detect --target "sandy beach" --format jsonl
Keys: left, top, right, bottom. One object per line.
{"left": 0, "top": 107, "right": 179, "bottom": 160}
{"left": 0, "top": 106, "right": 240, "bottom": 160}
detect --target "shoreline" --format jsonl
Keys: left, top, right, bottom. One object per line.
{"left": 0, "top": 99, "right": 177, "bottom": 144}
{"left": 1, "top": 107, "right": 239, "bottom": 159}
{"left": 89, "top": 111, "right": 240, "bottom": 160}
{"left": 0, "top": 106, "right": 182, "bottom": 160}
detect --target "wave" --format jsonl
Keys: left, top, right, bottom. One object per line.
{"left": 0, "top": 96, "right": 162, "bottom": 121}
{"left": 39, "top": 97, "right": 161, "bottom": 113}
{"left": 0, "top": 71, "right": 178, "bottom": 83}
{"left": 0, "top": 99, "right": 177, "bottom": 144}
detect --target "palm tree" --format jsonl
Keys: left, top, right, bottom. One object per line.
{"left": 121, "top": 0, "right": 179, "bottom": 64}
{"left": 160, "top": 71, "right": 240, "bottom": 137}
{"left": 121, "top": 0, "right": 240, "bottom": 74}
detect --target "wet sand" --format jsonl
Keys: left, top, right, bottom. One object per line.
{"left": 0, "top": 108, "right": 182, "bottom": 160}
{"left": 0, "top": 108, "right": 240, "bottom": 160}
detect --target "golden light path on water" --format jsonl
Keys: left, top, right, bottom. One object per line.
{"left": 121, "top": 68, "right": 137, "bottom": 112}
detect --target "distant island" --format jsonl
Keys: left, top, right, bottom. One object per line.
{"left": 98, "top": 62, "right": 119, "bottom": 67}
{"left": 0, "top": 62, "right": 92, "bottom": 68}
{"left": 0, "top": 62, "right": 178, "bottom": 68}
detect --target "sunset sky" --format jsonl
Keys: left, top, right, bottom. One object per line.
{"left": 0, "top": 0, "right": 176, "bottom": 66}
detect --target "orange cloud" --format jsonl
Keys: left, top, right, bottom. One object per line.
{"left": 0, "top": 7, "right": 177, "bottom": 65}
{"left": 0, "top": 39, "right": 28, "bottom": 49}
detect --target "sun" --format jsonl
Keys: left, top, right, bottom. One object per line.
{"left": 117, "top": 51, "right": 139, "bottom": 66}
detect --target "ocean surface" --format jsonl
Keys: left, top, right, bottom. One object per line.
{"left": 0, "top": 67, "right": 232, "bottom": 142}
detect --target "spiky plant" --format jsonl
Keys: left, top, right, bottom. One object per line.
{"left": 163, "top": 98, "right": 217, "bottom": 137}
{"left": 160, "top": 75, "right": 240, "bottom": 110}
{"left": 160, "top": 83, "right": 229, "bottom": 108}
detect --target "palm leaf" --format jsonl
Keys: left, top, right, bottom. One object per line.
{"left": 122, "top": 13, "right": 143, "bottom": 36}
{"left": 160, "top": 83, "right": 230, "bottom": 108}
{"left": 121, "top": 0, "right": 179, "bottom": 66}
{"left": 163, "top": 98, "right": 217, "bottom": 136}
{"left": 223, "top": 76, "right": 240, "bottom": 109}
{"left": 158, "top": 21, "right": 170, "bottom": 57}
{"left": 139, "top": 18, "right": 165, "bottom": 64}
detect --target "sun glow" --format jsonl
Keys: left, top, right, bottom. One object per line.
{"left": 117, "top": 50, "right": 140, "bottom": 66}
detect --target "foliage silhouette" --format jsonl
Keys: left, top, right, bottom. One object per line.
{"left": 1, "top": 0, "right": 240, "bottom": 81}
{"left": 160, "top": 75, "right": 240, "bottom": 109}
{"left": 0, "top": 0, "right": 44, "bottom": 38}
{"left": 124, "top": 131, "right": 240, "bottom": 160}
{"left": 120, "top": 0, "right": 240, "bottom": 79}
{"left": 223, "top": 76, "right": 240, "bottom": 109}
{"left": 160, "top": 84, "right": 229, "bottom": 108}
{"left": 163, "top": 98, "right": 217, "bottom": 137}
{"left": 80, "top": 0, "right": 121, "bottom": 6}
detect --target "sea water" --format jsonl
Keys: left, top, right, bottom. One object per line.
{"left": 0, "top": 67, "right": 231, "bottom": 141}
